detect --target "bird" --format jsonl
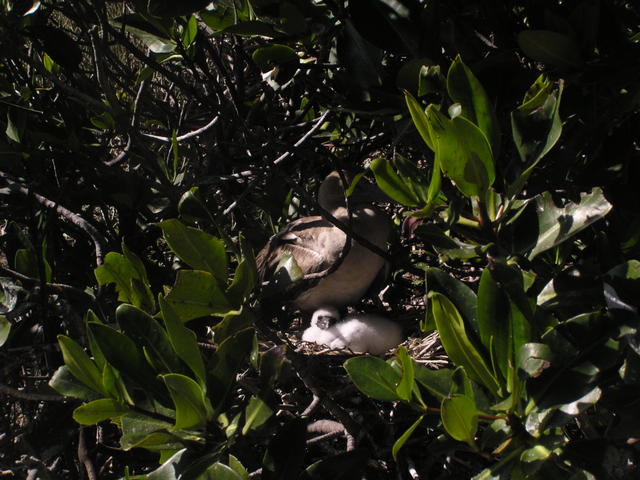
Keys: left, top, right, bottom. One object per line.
{"left": 256, "top": 171, "right": 390, "bottom": 311}
{"left": 302, "top": 306, "right": 403, "bottom": 355}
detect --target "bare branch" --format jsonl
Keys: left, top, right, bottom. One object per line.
{"left": 0, "top": 171, "right": 108, "bottom": 266}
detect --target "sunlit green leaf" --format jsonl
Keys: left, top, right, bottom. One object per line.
{"left": 0, "top": 315, "right": 10, "bottom": 347}
{"left": 370, "top": 157, "right": 420, "bottom": 206}
{"left": 430, "top": 293, "right": 500, "bottom": 397}
{"left": 88, "top": 322, "right": 168, "bottom": 402}
{"left": 49, "top": 365, "right": 101, "bottom": 401}
{"left": 159, "top": 296, "right": 205, "bottom": 385}
{"left": 158, "top": 219, "right": 228, "bottom": 283}
{"left": 165, "top": 270, "right": 234, "bottom": 322}
{"left": 200, "top": 462, "right": 244, "bottom": 480}
{"left": 242, "top": 396, "right": 273, "bottom": 435}
{"left": 392, "top": 415, "right": 424, "bottom": 460}
{"left": 344, "top": 356, "right": 401, "bottom": 401}
{"left": 395, "top": 346, "right": 415, "bottom": 401}
{"left": 447, "top": 55, "right": 500, "bottom": 154}
{"left": 441, "top": 394, "right": 478, "bottom": 443}
{"left": 162, "top": 373, "right": 211, "bottom": 430}
{"left": 117, "top": 303, "right": 182, "bottom": 374}
{"left": 73, "top": 398, "right": 128, "bottom": 425}
{"left": 57, "top": 335, "right": 106, "bottom": 395}
{"left": 526, "top": 189, "right": 612, "bottom": 260}
{"left": 426, "top": 105, "right": 495, "bottom": 198}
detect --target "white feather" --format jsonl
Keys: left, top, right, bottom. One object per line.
{"left": 303, "top": 307, "right": 402, "bottom": 355}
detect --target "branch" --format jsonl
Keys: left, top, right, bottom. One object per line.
{"left": 0, "top": 266, "right": 97, "bottom": 304}
{"left": 101, "top": 20, "right": 209, "bottom": 106}
{"left": 0, "top": 171, "right": 108, "bottom": 266}
{"left": 0, "top": 383, "right": 67, "bottom": 402}
{"left": 140, "top": 115, "right": 220, "bottom": 143}
{"left": 221, "top": 110, "right": 330, "bottom": 217}
{"left": 78, "top": 427, "right": 97, "bottom": 480}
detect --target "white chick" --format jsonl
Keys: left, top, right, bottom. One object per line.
{"left": 302, "top": 307, "right": 403, "bottom": 355}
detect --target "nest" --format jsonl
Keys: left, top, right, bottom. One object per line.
{"left": 287, "top": 329, "right": 449, "bottom": 370}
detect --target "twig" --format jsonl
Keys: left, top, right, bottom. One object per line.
{"left": 140, "top": 115, "right": 220, "bottom": 143}
{"left": 102, "top": 20, "right": 208, "bottom": 106}
{"left": 104, "top": 134, "right": 131, "bottom": 167}
{"left": 0, "top": 171, "right": 107, "bottom": 266}
{"left": 0, "top": 266, "right": 97, "bottom": 303}
{"left": 78, "top": 427, "right": 97, "bottom": 480}
{"left": 220, "top": 110, "right": 330, "bottom": 217}
{"left": 0, "top": 383, "right": 67, "bottom": 402}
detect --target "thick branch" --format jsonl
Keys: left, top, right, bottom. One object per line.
{"left": 0, "top": 171, "right": 108, "bottom": 266}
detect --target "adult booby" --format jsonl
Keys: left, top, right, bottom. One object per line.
{"left": 256, "top": 171, "right": 390, "bottom": 311}
{"left": 302, "top": 307, "right": 403, "bottom": 355}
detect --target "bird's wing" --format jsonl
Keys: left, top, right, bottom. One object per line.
{"left": 256, "top": 216, "right": 347, "bottom": 281}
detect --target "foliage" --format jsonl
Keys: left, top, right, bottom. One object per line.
{"left": 1, "top": 0, "right": 639, "bottom": 478}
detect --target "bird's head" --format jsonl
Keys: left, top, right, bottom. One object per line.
{"left": 310, "top": 306, "right": 340, "bottom": 329}
{"left": 317, "top": 170, "right": 388, "bottom": 212}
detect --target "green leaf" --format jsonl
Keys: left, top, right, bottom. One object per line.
{"left": 430, "top": 293, "right": 500, "bottom": 397}
{"left": 158, "top": 219, "right": 228, "bottom": 284}
{"left": 111, "top": 14, "right": 176, "bottom": 53}
{"left": 57, "top": 335, "right": 106, "bottom": 395}
{"left": 395, "top": 346, "right": 415, "bottom": 402}
{"left": 162, "top": 373, "right": 211, "bottom": 430}
{"left": 477, "top": 268, "right": 510, "bottom": 382}
{"left": 6, "top": 110, "right": 21, "bottom": 143}
{"left": 116, "top": 304, "right": 183, "bottom": 374}
{"left": 441, "top": 394, "right": 478, "bottom": 444}
{"left": 413, "top": 365, "right": 454, "bottom": 400}
{"left": 209, "top": 328, "right": 255, "bottom": 412}
{"left": 159, "top": 296, "right": 206, "bottom": 385}
{"left": 95, "top": 252, "right": 141, "bottom": 305}
{"left": 517, "top": 343, "right": 553, "bottom": 379}
{"left": 426, "top": 267, "right": 479, "bottom": 333}
{"left": 509, "top": 77, "right": 563, "bottom": 198}
{"left": 120, "top": 413, "right": 175, "bottom": 450}
{"left": 165, "top": 270, "right": 234, "bottom": 322}
{"left": 88, "top": 322, "right": 168, "bottom": 402}
{"left": 49, "top": 365, "right": 101, "bottom": 401}
{"left": 526, "top": 188, "right": 612, "bottom": 260}
{"left": 517, "top": 30, "right": 583, "bottom": 69}
{"left": 242, "top": 396, "right": 273, "bottom": 435}
{"left": 392, "top": 415, "right": 424, "bottom": 460}
{"left": 228, "top": 455, "right": 250, "bottom": 480}
{"left": 262, "top": 253, "right": 304, "bottom": 297}
{"left": 252, "top": 44, "right": 299, "bottom": 71}
{"left": 370, "top": 157, "right": 420, "bottom": 206}
{"left": 32, "top": 25, "right": 82, "bottom": 70}
{"left": 404, "top": 90, "right": 436, "bottom": 152}
{"left": 121, "top": 240, "right": 154, "bottom": 294}
{"left": 426, "top": 106, "right": 495, "bottom": 198}
{"left": 72, "top": 398, "right": 129, "bottom": 425}
{"left": 14, "top": 247, "right": 52, "bottom": 282}
{"left": 120, "top": 431, "right": 183, "bottom": 454}
{"left": 0, "top": 315, "right": 10, "bottom": 347}
{"left": 183, "top": 15, "right": 198, "bottom": 47}
{"left": 200, "top": 463, "right": 244, "bottom": 480}
{"left": 344, "top": 356, "right": 402, "bottom": 401}
{"left": 226, "top": 237, "right": 257, "bottom": 307}
{"left": 447, "top": 55, "right": 500, "bottom": 155}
